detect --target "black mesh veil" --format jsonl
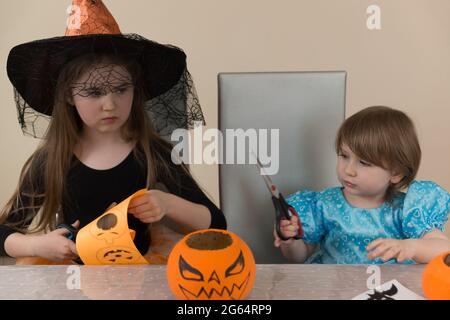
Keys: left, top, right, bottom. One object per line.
{"left": 14, "top": 87, "right": 52, "bottom": 138}
{"left": 13, "top": 67, "right": 205, "bottom": 139}
{"left": 7, "top": 33, "right": 206, "bottom": 139}
{"left": 145, "top": 68, "right": 204, "bottom": 138}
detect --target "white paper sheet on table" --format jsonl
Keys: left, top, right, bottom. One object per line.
{"left": 352, "top": 279, "right": 425, "bottom": 300}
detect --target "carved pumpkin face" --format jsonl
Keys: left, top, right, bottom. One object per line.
{"left": 422, "top": 251, "right": 450, "bottom": 300}
{"left": 166, "top": 229, "right": 256, "bottom": 300}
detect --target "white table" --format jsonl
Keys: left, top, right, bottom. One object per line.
{"left": 0, "top": 264, "right": 425, "bottom": 300}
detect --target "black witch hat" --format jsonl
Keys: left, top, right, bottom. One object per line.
{"left": 6, "top": 0, "right": 205, "bottom": 138}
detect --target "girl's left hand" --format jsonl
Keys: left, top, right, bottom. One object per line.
{"left": 128, "top": 190, "right": 170, "bottom": 223}
{"left": 366, "top": 238, "right": 416, "bottom": 262}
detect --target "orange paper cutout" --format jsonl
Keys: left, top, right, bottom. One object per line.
{"left": 76, "top": 189, "right": 149, "bottom": 265}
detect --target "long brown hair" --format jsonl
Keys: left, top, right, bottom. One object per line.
{"left": 0, "top": 53, "right": 183, "bottom": 233}
{"left": 335, "top": 106, "right": 421, "bottom": 201}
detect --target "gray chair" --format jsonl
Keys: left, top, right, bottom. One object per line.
{"left": 218, "top": 71, "right": 346, "bottom": 263}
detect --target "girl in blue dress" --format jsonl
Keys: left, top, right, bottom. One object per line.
{"left": 274, "top": 106, "right": 450, "bottom": 264}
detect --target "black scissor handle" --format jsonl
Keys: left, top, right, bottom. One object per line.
{"left": 56, "top": 223, "right": 83, "bottom": 264}
{"left": 56, "top": 223, "right": 78, "bottom": 241}
{"left": 279, "top": 193, "right": 304, "bottom": 239}
{"left": 272, "top": 196, "right": 302, "bottom": 241}
{"left": 272, "top": 196, "right": 303, "bottom": 241}
{"left": 287, "top": 206, "right": 303, "bottom": 240}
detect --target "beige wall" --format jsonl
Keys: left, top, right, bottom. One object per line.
{"left": 1, "top": 0, "right": 449, "bottom": 236}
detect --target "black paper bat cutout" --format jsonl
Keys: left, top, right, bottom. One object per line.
{"left": 367, "top": 284, "right": 398, "bottom": 300}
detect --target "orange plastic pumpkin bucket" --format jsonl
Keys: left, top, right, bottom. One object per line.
{"left": 166, "top": 229, "right": 256, "bottom": 300}
{"left": 422, "top": 251, "right": 450, "bottom": 300}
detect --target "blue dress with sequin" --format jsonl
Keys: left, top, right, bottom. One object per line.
{"left": 285, "top": 181, "right": 450, "bottom": 264}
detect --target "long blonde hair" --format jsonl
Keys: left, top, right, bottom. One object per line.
{"left": 0, "top": 53, "right": 182, "bottom": 233}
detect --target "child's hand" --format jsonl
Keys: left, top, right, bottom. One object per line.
{"left": 33, "top": 220, "right": 79, "bottom": 261}
{"left": 273, "top": 216, "right": 299, "bottom": 247}
{"left": 128, "top": 190, "right": 168, "bottom": 223}
{"left": 366, "top": 238, "right": 416, "bottom": 262}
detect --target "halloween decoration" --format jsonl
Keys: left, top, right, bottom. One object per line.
{"left": 352, "top": 279, "right": 425, "bottom": 300}
{"left": 366, "top": 284, "right": 398, "bottom": 300}
{"left": 422, "top": 251, "right": 450, "bottom": 300}
{"left": 76, "top": 189, "right": 149, "bottom": 265}
{"left": 166, "top": 229, "right": 256, "bottom": 300}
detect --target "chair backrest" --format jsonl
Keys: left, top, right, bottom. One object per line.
{"left": 218, "top": 71, "right": 346, "bottom": 263}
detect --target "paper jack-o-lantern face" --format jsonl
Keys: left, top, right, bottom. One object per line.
{"left": 96, "top": 246, "right": 142, "bottom": 264}
{"left": 76, "top": 189, "right": 148, "bottom": 265}
{"left": 90, "top": 213, "right": 126, "bottom": 244}
{"left": 167, "top": 229, "right": 256, "bottom": 300}
{"left": 422, "top": 251, "right": 450, "bottom": 300}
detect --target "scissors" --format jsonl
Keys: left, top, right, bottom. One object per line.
{"left": 253, "top": 153, "right": 303, "bottom": 241}
{"left": 56, "top": 223, "right": 78, "bottom": 241}
{"left": 56, "top": 223, "right": 83, "bottom": 264}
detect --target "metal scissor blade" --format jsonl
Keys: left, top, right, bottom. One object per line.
{"left": 252, "top": 150, "right": 280, "bottom": 198}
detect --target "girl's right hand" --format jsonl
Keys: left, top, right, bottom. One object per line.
{"left": 273, "top": 215, "right": 300, "bottom": 247}
{"left": 32, "top": 221, "right": 79, "bottom": 262}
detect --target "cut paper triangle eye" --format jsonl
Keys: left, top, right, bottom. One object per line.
{"left": 76, "top": 189, "right": 149, "bottom": 265}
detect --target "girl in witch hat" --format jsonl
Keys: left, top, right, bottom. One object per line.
{"left": 0, "top": 0, "right": 226, "bottom": 263}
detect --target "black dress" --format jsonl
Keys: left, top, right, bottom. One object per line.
{"left": 0, "top": 146, "right": 227, "bottom": 257}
